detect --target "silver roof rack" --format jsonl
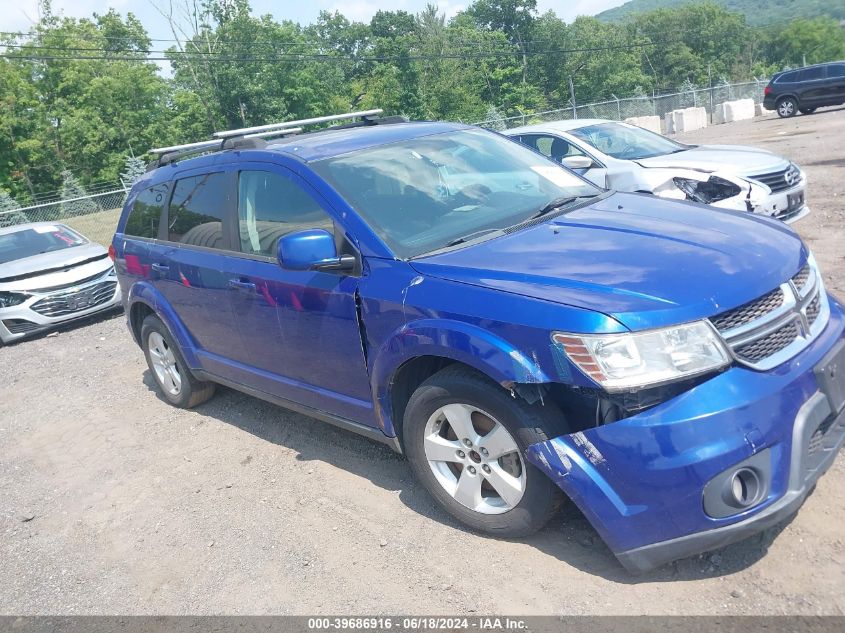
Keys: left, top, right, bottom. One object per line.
{"left": 148, "top": 108, "right": 384, "bottom": 157}
{"left": 149, "top": 127, "right": 303, "bottom": 156}
{"left": 213, "top": 109, "right": 383, "bottom": 139}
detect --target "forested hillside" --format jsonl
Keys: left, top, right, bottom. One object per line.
{"left": 1, "top": 0, "right": 843, "bottom": 201}
{"left": 598, "top": 0, "right": 845, "bottom": 26}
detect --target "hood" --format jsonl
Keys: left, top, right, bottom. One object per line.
{"left": 410, "top": 192, "right": 806, "bottom": 331}
{"left": 636, "top": 144, "right": 788, "bottom": 176}
{"left": 0, "top": 243, "right": 110, "bottom": 288}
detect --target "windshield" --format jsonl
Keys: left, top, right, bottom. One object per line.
{"left": 312, "top": 128, "right": 600, "bottom": 258}
{"left": 568, "top": 122, "right": 688, "bottom": 160}
{"left": 0, "top": 225, "right": 87, "bottom": 265}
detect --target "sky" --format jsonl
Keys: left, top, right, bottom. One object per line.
{"left": 0, "top": 0, "right": 629, "bottom": 38}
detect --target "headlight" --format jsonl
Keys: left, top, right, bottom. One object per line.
{"left": 0, "top": 291, "right": 30, "bottom": 308}
{"left": 553, "top": 321, "right": 730, "bottom": 391}
{"left": 673, "top": 176, "right": 741, "bottom": 204}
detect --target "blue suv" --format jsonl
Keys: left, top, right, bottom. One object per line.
{"left": 113, "top": 112, "right": 845, "bottom": 573}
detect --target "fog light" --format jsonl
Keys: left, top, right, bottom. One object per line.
{"left": 703, "top": 448, "right": 771, "bottom": 518}
{"left": 728, "top": 468, "right": 761, "bottom": 507}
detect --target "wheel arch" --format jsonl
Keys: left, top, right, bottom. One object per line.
{"left": 370, "top": 319, "right": 552, "bottom": 441}
{"left": 125, "top": 281, "right": 201, "bottom": 369}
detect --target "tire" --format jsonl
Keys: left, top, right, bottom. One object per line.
{"left": 140, "top": 314, "right": 215, "bottom": 408}
{"left": 799, "top": 107, "right": 816, "bottom": 115}
{"left": 776, "top": 97, "right": 798, "bottom": 118}
{"left": 403, "top": 365, "right": 566, "bottom": 537}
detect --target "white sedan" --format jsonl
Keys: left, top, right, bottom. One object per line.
{"left": 0, "top": 223, "right": 121, "bottom": 344}
{"left": 505, "top": 119, "right": 809, "bottom": 223}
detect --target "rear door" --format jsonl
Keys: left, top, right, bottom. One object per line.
{"left": 223, "top": 164, "right": 374, "bottom": 425}
{"left": 826, "top": 63, "right": 845, "bottom": 105}
{"left": 146, "top": 168, "right": 243, "bottom": 371}
{"left": 797, "top": 65, "right": 828, "bottom": 107}
{"left": 115, "top": 182, "right": 170, "bottom": 293}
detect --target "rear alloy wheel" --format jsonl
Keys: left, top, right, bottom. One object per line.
{"left": 404, "top": 365, "right": 565, "bottom": 537}
{"left": 141, "top": 314, "right": 215, "bottom": 408}
{"left": 799, "top": 107, "right": 816, "bottom": 115}
{"left": 777, "top": 97, "right": 798, "bottom": 118}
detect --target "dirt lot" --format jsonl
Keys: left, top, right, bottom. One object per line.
{"left": 1, "top": 108, "right": 844, "bottom": 616}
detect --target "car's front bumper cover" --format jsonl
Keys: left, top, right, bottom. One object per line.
{"left": 525, "top": 295, "right": 845, "bottom": 572}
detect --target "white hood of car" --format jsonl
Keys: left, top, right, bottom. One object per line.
{"left": 0, "top": 243, "right": 112, "bottom": 291}
{"left": 636, "top": 144, "right": 788, "bottom": 175}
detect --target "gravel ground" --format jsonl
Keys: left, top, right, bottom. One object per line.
{"left": 1, "top": 108, "right": 844, "bottom": 616}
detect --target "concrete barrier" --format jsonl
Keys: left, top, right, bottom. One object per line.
{"left": 624, "top": 115, "right": 662, "bottom": 135}
{"left": 755, "top": 103, "right": 766, "bottom": 117}
{"left": 664, "top": 107, "right": 708, "bottom": 134}
{"left": 713, "top": 98, "right": 756, "bottom": 124}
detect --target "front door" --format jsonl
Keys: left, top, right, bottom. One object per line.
{"left": 519, "top": 134, "right": 607, "bottom": 187}
{"left": 224, "top": 165, "right": 375, "bottom": 426}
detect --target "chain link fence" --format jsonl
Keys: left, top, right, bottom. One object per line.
{"left": 475, "top": 80, "right": 769, "bottom": 130}
{"left": 0, "top": 187, "right": 128, "bottom": 246}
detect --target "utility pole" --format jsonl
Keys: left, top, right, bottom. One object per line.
{"left": 569, "top": 77, "right": 577, "bottom": 119}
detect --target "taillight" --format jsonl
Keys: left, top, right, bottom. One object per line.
{"left": 108, "top": 244, "right": 116, "bottom": 261}
{"left": 764, "top": 85, "right": 772, "bottom": 96}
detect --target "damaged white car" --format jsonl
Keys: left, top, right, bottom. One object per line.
{"left": 505, "top": 119, "right": 809, "bottom": 223}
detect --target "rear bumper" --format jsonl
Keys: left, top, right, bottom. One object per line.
{"left": 526, "top": 296, "right": 845, "bottom": 572}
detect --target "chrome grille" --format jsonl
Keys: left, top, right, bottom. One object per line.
{"left": 806, "top": 294, "right": 821, "bottom": 325}
{"left": 709, "top": 260, "right": 828, "bottom": 370}
{"left": 791, "top": 264, "right": 811, "bottom": 294}
{"left": 734, "top": 320, "right": 800, "bottom": 363}
{"left": 30, "top": 280, "right": 117, "bottom": 317}
{"left": 2, "top": 319, "right": 40, "bottom": 334}
{"left": 710, "top": 288, "right": 784, "bottom": 332}
{"left": 751, "top": 164, "right": 800, "bottom": 193}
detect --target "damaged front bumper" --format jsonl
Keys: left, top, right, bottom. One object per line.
{"left": 654, "top": 169, "right": 810, "bottom": 224}
{"left": 526, "top": 296, "right": 845, "bottom": 573}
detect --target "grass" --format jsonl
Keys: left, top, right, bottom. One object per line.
{"left": 62, "top": 207, "right": 122, "bottom": 246}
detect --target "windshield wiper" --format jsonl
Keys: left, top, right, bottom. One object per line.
{"left": 443, "top": 228, "right": 504, "bottom": 248}
{"left": 528, "top": 195, "right": 593, "bottom": 220}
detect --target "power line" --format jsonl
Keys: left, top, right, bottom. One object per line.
{"left": 0, "top": 38, "right": 685, "bottom": 64}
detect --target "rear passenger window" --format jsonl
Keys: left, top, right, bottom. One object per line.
{"left": 798, "top": 66, "right": 826, "bottom": 81}
{"left": 829, "top": 65, "right": 845, "bottom": 78}
{"left": 167, "top": 173, "right": 231, "bottom": 248}
{"left": 237, "top": 170, "right": 334, "bottom": 257}
{"left": 777, "top": 71, "right": 797, "bottom": 83}
{"left": 125, "top": 183, "right": 168, "bottom": 239}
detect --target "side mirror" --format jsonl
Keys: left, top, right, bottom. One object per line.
{"left": 561, "top": 155, "right": 594, "bottom": 170}
{"left": 277, "top": 229, "right": 355, "bottom": 272}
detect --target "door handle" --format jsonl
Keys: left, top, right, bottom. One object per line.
{"left": 151, "top": 263, "right": 169, "bottom": 273}
{"left": 229, "top": 279, "right": 257, "bottom": 292}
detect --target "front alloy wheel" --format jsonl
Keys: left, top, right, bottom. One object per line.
{"left": 424, "top": 403, "right": 526, "bottom": 514}
{"left": 404, "top": 365, "right": 565, "bottom": 537}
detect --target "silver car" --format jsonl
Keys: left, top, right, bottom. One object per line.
{"left": 0, "top": 223, "right": 121, "bottom": 344}
{"left": 505, "top": 119, "right": 809, "bottom": 223}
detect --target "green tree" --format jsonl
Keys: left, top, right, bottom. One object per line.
{"left": 59, "top": 170, "right": 99, "bottom": 217}
{"left": 120, "top": 156, "right": 147, "bottom": 188}
{"left": 0, "top": 190, "right": 27, "bottom": 228}
{"left": 764, "top": 17, "right": 845, "bottom": 69}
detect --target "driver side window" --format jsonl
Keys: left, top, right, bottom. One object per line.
{"left": 237, "top": 170, "right": 334, "bottom": 257}
{"left": 522, "top": 134, "right": 586, "bottom": 163}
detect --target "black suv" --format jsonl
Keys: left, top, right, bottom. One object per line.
{"left": 764, "top": 61, "right": 845, "bottom": 117}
